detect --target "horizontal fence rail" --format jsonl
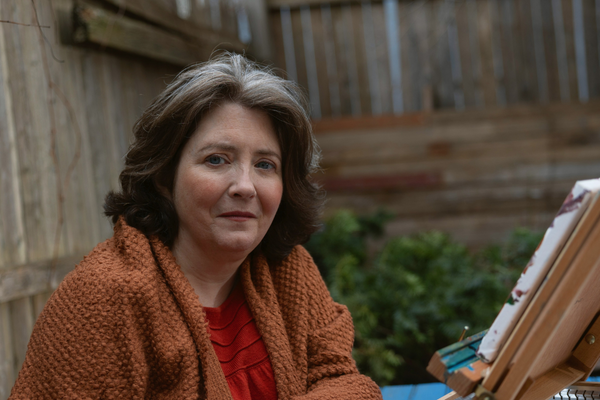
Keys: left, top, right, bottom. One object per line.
{"left": 270, "top": 0, "right": 600, "bottom": 119}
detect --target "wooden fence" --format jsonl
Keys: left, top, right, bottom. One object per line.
{"left": 314, "top": 101, "right": 600, "bottom": 247}
{"left": 270, "top": 0, "right": 600, "bottom": 119}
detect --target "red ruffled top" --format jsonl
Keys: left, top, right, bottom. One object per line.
{"left": 204, "top": 283, "right": 278, "bottom": 400}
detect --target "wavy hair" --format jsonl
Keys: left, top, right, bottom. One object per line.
{"left": 104, "top": 53, "right": 323, "bottom": 262}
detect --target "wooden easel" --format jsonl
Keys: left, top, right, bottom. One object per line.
{"left": 428, "top": 192, "right": 600, "bottom": 400}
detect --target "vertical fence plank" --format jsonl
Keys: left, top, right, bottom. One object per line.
{"left": 0, "top": 0, "right": 26, "bottom": 270}
{"left": 500, "top": 0, "right": 519, "bottom": 104}
{"left": 466, "top": 0, "right": 485, "bottom": 107}
{"left": 0, "top": 303, "right": 15, "bottom": 400}
{"left": 541, "top": 0, "right": 562, "bottom": 102}
{"left": 457, "top": 0, "right": 476, "bottom": 108}
{"left": 67, "top": 50, "right": 101, "bottom": 251}
{"left": 370, "top": 4, "right": 392, "bottom": 115}
{"left": 584, "top": 0, "right": 600, "bottom": 99}
{"left": 572, "top": 0, "right": 589, "bottom": 102}
{"left": 400, "top": 0, "right": 416, "bottom": 112}
{"left": 477, "top": 0, "right": 499, "bottom": 106}
{"left": 361, "top": 1, "right": 381, "bottom": 115}
{"left": 531, "top": 0, "right": 549, "bottom": 102}
{"left": 515, "top": 0, "right": 537, "bottom": 102}
{"left": 331, "top": 4, "right": 353, "bottom": 116}
{"left": 320, "top": 4, "right": 341, "bottom": 117}
{"left": 311, "top": 6, "right": 332, "bottom": 118}
{"left": 433, "top": 0, "right": 455, "bottom": 108}
{"left": 280, "top": 7, "right": 298, "bottom": 82}
{"left": 490, "top": 0, "right": 508, "bottom": 105}
{"left": 340, "top": 4, "right": 362, "bottom": 116}
{"left": 552, "top": 0, "right": 572, "bottom": 101}
{"left": 9, "top": 297, "right": 34, "bottom": 383}
{"left": 414, "top": 0, "right": 433, "bottom": 110}
{"left": 291, "top": 7, "right": 310, "bottom": 103}
{"left": 385, "top": 0, "right": 404, "bottom": 113}
{"left": 7, "top": 2, "right": 53, "bottom": 265}
{"left": 29, "top": 0, "right": 66, "bottom": 262}
{"left": 447, "top": 0, "right": 465, "bottom": 110}
{"left": 350, "top": 4, "right": 371, "bottom": 116}
{"left": 270, "top": 10, "right": 287, "bottom": 77}
{"left": 82, "top": 53, "right": 120, "bottom": 241}
{"left": 300, "top": 5, "right": 321, "bottom": 119}
{"left": 560, "top": 0, "right": 580, "bottom": 102}
{"left": 405, "top": 0, "right": 426, "bottom": 112}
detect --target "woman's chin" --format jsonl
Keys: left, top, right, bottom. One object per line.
{"left": 213, "top": 235, "right": 261, "bottom": 257}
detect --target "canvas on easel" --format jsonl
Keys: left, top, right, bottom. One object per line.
{"left": 427, "top": 179, "right": 600, "bottom": 400}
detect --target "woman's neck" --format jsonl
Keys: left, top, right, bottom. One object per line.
{"left": 171, "top": 238, "right": 248, "bottom": 307}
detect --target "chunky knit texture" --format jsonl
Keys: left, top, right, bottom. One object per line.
{"left": 10, "top": 220, "right": 382, "bottom": 399}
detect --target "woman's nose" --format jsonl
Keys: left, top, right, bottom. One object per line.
{"left": 229, "top": 167, "right": 257, "bottom": 198}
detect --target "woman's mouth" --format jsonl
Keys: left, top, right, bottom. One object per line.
{"left": 218, "top": 211, "right": 257, "bottom": 221}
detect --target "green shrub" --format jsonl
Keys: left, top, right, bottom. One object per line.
{"left": 305, "top": 210, "right": 543, "bottom": 386}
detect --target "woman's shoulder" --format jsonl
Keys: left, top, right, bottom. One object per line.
{"left": 59, "top": 230, "right": 163, "bottom": 303}
{"left": 270, "top": 245, "right": 330, "bottom": 301}
{"left": 277, "top": 245, "right": 321, "bottom": 279}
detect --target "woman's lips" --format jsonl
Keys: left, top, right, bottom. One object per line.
{"left": 218, "top": 211, "right": 256, "bottom": 221}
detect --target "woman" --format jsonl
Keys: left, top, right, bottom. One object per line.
{"left": 10, "top": 54, "right": 382, "bottom": 399}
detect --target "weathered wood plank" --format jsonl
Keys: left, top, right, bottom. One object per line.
{"left": 413, "top": 0, "right": 433, "bottom": 111}
{"left": 583, "top": 0, "right": 600, "bottom": 99}
{"left": 515, "top": 0, "right": 538, "bottom": 102}
{"left": 561, "top": 0, "right": 580, "bottom": 102}
{"left": 270, "top": 10, "right": 287, "bottom": 72}
{"left": 432, "top": 0, "right": 454, "bottom": 109}
{"left": 398, "top": 0, "right": 414, "bottom": 112}
{"left": 101, "top": 0, "right": 245, "bottom": 53}
{"left": 456, "top": 0, "right": 476, "bottom": 108}
{"left": 0, "top": 0, "right": 26, "bottom": 270}
{"left": 81, "top": 52, "right": 117, "bottom": 242}
{"left": 499, "top": 0, "right": 519, "bottom": 104}
{"left": 371, "top": 3, "right": 391, "bottom": 115}
{"left": 290, "top": 7, "right": 309, "bottom": 98}
{"left": 310, "top": 6, "right": 331, "bottom": 118}
{"left": 351, "top": 4, "right": 371, "bottom": 116}
{"left": 7, "top": 1, "right": 55, "bottom": 265}
{"left": 341, "top": 4, "right": 363, "bottom": 116}
{"left": 332, "top": 4, "right": 355, "bottom": 116}
{"left": 9, "top": 297, "right": 34, "bottom": 381}
{"left": 476, "top": 0, "right": 499, "bottom": 106}
{"left": 0, "top": 254, "right": 83, "bottom": 303}
{"left": 63, "top": 49, "right": 102, "bottom": 249}
{"left": 73, "top": 4, "right": 215, "bottom": 67}
{"left": 0, "top": 302, "right": 15, "bottom": 400}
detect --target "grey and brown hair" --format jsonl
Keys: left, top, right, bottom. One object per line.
{"left": 104, "top": 53, "right": 323, "bottom": 261}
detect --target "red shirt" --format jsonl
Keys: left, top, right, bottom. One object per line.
{"left": 204, "top": 283, "right": 278, "bottom": 400}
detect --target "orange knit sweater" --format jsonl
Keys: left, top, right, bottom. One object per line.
{"left": 10, "top": 220, "right": 382, "bottom": 399}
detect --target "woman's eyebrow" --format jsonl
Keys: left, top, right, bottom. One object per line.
{"left": 256, "top": 149, "right": 282, "bottom": 161}
{"left": 198, "top": 143, "right": 281, "bottom": 161}
{"left": 198, "top": 143, "right": 237, "bottom": 153}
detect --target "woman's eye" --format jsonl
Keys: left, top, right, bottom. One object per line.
{"left": 206, "top": 155, "right": 225, "bottom": 165}
{"left": 256, "top": 161, "right": 274, "bottom": 170}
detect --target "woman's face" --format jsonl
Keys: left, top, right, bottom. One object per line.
{"left": 170, "top": 102, "right": 283, "bottom": 259}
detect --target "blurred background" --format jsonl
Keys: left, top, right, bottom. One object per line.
{"left": 1, "top": 0, "right": 600, "bottom": 397}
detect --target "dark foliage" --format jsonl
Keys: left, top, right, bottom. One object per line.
{"left": 305, "top": 210, "right": 543, "bottom": 386}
